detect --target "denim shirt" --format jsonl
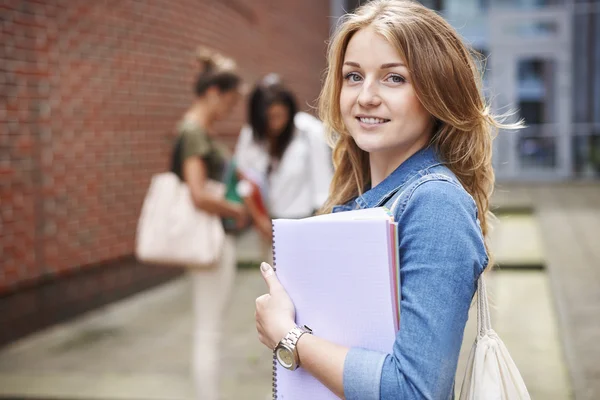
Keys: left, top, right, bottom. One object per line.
{"left": 335, "top": 146, "right": 488, "bottom": 400}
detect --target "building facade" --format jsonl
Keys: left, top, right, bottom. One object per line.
{"left": 333, "top": 0, "right": 600, "bottom": 180}
{"left": 433, "top": 0, "right": 600, "bottom": 180}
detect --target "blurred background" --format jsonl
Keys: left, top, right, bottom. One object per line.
{"left": 0, "top": 1, "right": 598, "bottom": 400}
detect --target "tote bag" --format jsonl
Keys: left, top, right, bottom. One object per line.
{"left": 459, "top": 277, "right": 531, "bottom": 400}
{"left": 135, "top": 172, "right": 225, "bottom": 268}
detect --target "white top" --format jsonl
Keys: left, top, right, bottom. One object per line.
{"left": 234, "top": 112, "right": 333, "bottom": 219}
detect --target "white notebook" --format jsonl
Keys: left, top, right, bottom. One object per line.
{"left": 272, "top": 207, "right": 400, "bottom": 400}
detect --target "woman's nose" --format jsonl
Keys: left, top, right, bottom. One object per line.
{"left": 357, "top": 80, "right": 382, "bottom": 108}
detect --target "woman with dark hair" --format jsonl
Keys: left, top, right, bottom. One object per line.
{"left": 234, "top": 77, "right": 333, "bottom": 243}
{"left": 170, "top": 47, "right": 247, "bottom": 400}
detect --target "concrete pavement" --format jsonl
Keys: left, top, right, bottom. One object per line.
{"left": 2, "top": 183, "right": 598, "bottom": 399}
{"left": 0, "top": 270, "right": 272, "bottom": 400}
{"left": 493, "top": 183, "right": 600, "bottom": 400}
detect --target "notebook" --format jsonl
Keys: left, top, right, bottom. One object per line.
{"left": 222, "top": 159, "right": 268, "bottom": 231}
{"left": 271, "top": 207, "right": 401, "bottom": 399}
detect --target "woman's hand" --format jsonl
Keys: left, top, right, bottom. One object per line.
{"left": 255, "top": 216, "right": 273, "bottom": 244}
{"left": 255, "top": 262, "right": 297, "bottom": 350}
{"left": 232, "top": 204, "right": 251, "bottom": 230}
{"left": 238, "top": 181, "right": 272, "bottom": 242}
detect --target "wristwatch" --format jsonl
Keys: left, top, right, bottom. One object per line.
{"left": 275, "top": 325, "right": 313, "bottom": 371}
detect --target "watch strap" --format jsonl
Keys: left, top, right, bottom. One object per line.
{"left": 281, "top": 325, "right": 312, "bottom": 348}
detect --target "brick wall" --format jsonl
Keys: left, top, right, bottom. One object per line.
{"left": 0, "top": 0, "right": 329, "bottom": 344}
{"left": 1, "top": 0, "right": 330, "bottom": 293}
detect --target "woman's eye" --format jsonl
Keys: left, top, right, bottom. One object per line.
{"left": 386, "top": 74, "right": 406, "bottom": 84}
{"left": 344, "top": 72, "right": 362, "bottom": 82}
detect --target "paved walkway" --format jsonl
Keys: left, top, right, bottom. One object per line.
{"left": 493, "top": 183, "right": 600, "bottom": 400}
{"left": 0, "top": 270, "right": 272, "bottom": 400}
{"left": 0, "top": 269, "right": 570, "bottom": 400}
{"left": 0, "top": 183, "right": 597, "bottom": 400}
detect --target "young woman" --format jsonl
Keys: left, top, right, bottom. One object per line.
{"left": 255, "top": 1, "right": 514, "bottom": 398}
{"left": 170, "top": 49, "right": 246, "bottom": 400}
{"left": 234, "top": 78, "right": 333, "bottom": 242}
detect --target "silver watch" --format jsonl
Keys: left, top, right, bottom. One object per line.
{"left": 275, "top": 325, "right": 313, "bottom": 371}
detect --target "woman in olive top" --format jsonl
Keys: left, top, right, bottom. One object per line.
{"left": 170, "top": 48, "right": 247, "bottom": 400}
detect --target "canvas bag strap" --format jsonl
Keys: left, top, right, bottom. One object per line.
{"left": 477, "top": 276, "right": 493, "bottom": 336}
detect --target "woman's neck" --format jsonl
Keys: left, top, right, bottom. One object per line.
{"left": 369, "top": 142, "right": 429, "bottom": 188}
{"left": 369, "top": 154, "right": 402, "bottom": 189}
{"left": 186, "top": 100, "right": 214, "bottom": 131}
{"left": 267, "top": 135, "right": 279, "bottom": 158}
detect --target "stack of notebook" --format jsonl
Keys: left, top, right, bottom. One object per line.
{"left": 271, "top": 207, "right": 401, "bottom": 399}
{"left": 222, "top": 159, "right": 268, "bottom": 232}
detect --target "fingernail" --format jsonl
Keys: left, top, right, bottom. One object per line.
{"left": 260, "top": 262, "right": 272, "bottom": 274}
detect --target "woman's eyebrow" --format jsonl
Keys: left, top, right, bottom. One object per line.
{"left": 343, "top": 61, "right": 406, "bottom": 69}
{"left": 381, "top": 62, "right": 405, "bottom": 69}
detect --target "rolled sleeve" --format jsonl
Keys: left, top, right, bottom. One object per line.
{"left": 344, "top": 347, "right": 388, "bottom": 400}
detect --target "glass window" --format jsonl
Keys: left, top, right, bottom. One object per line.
{"left": 572, "top": 10, "right": 599, "bottom": 124}
{"left": 344, "top": 0, "right": 361, "bottom": 12}
{"left": 493, "top": 0, "right": 564, "bottom": 8}
{"left": 503, "top": 20, "right": 559, "bottom": 37}
{"left": 420, "top": 0, "right": 444, "bottom": 10}
{"left": 517, "top": 58, "right": 556, "bottom": 124}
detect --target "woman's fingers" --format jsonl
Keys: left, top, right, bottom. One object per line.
{"left": 255, "top": 293, "right": 270, "bottom": 309}
{"left": 260, "top": 262, "right": 283, "bottom": 293}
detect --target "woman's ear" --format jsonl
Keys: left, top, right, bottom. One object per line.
{"left": 205, "top": 85, "right": 220, "bottom": 102}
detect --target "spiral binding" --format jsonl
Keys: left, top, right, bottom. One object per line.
{"left": 271, "top": 222, "right": 278, "bottom": 400}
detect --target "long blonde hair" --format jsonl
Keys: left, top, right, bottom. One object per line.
{"left": 319, "top": 0, "right": 517, "bottom": 259}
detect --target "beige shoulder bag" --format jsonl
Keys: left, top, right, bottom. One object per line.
{"left": 135, "top": 172, "right": 225, "bottom": 268}
{"left": 459, "top": 277, "right": 531, "bottom": 399}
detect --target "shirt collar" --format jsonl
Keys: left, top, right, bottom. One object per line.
{"left": 355, "top": 146, "right": 442, "bottom": 209}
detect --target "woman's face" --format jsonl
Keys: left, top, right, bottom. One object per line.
{"left": 266, "top": 102, "right": 291, "bottom": 138}
{"left": 215, "top": 89, "right": 241, "bottom": 119}
{"left": 206, "top": 87, "right": 241, "bottom": 121}
{"left": 339, "top": 27, "right": 433, "bottom": 159}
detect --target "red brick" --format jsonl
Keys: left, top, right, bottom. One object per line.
{"left": 0, "top": 0, "right": 329, "bottom": 293}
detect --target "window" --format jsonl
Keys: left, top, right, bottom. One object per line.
{"left": 344, "top": 0, "right": 362, "bottom": 12}
{"left": 517, "top": 58, "right": 556, "bottom": 124}
{"left": 420, "top": 0, "right": 444, "bottom": 10}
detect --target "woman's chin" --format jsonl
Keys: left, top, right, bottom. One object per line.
{"left": 351, "top": 135, "right": 387, "bottom": 154}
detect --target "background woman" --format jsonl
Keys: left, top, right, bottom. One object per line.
{"left": 234, "top": 77, "right": 333, "bottom": 243}
{"left": 170, "top": 48, "right": 246, "bottom": 400}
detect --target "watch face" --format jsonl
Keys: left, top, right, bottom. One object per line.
{"left": 276, "top": 346, "right": 294, "bottom": 369}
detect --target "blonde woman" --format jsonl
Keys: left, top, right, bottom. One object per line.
{"left": 255, "top": 1, "right": 513, "bottom": 398}
{"left": 170, "top": 49, "right": 246, "bottom": 400}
